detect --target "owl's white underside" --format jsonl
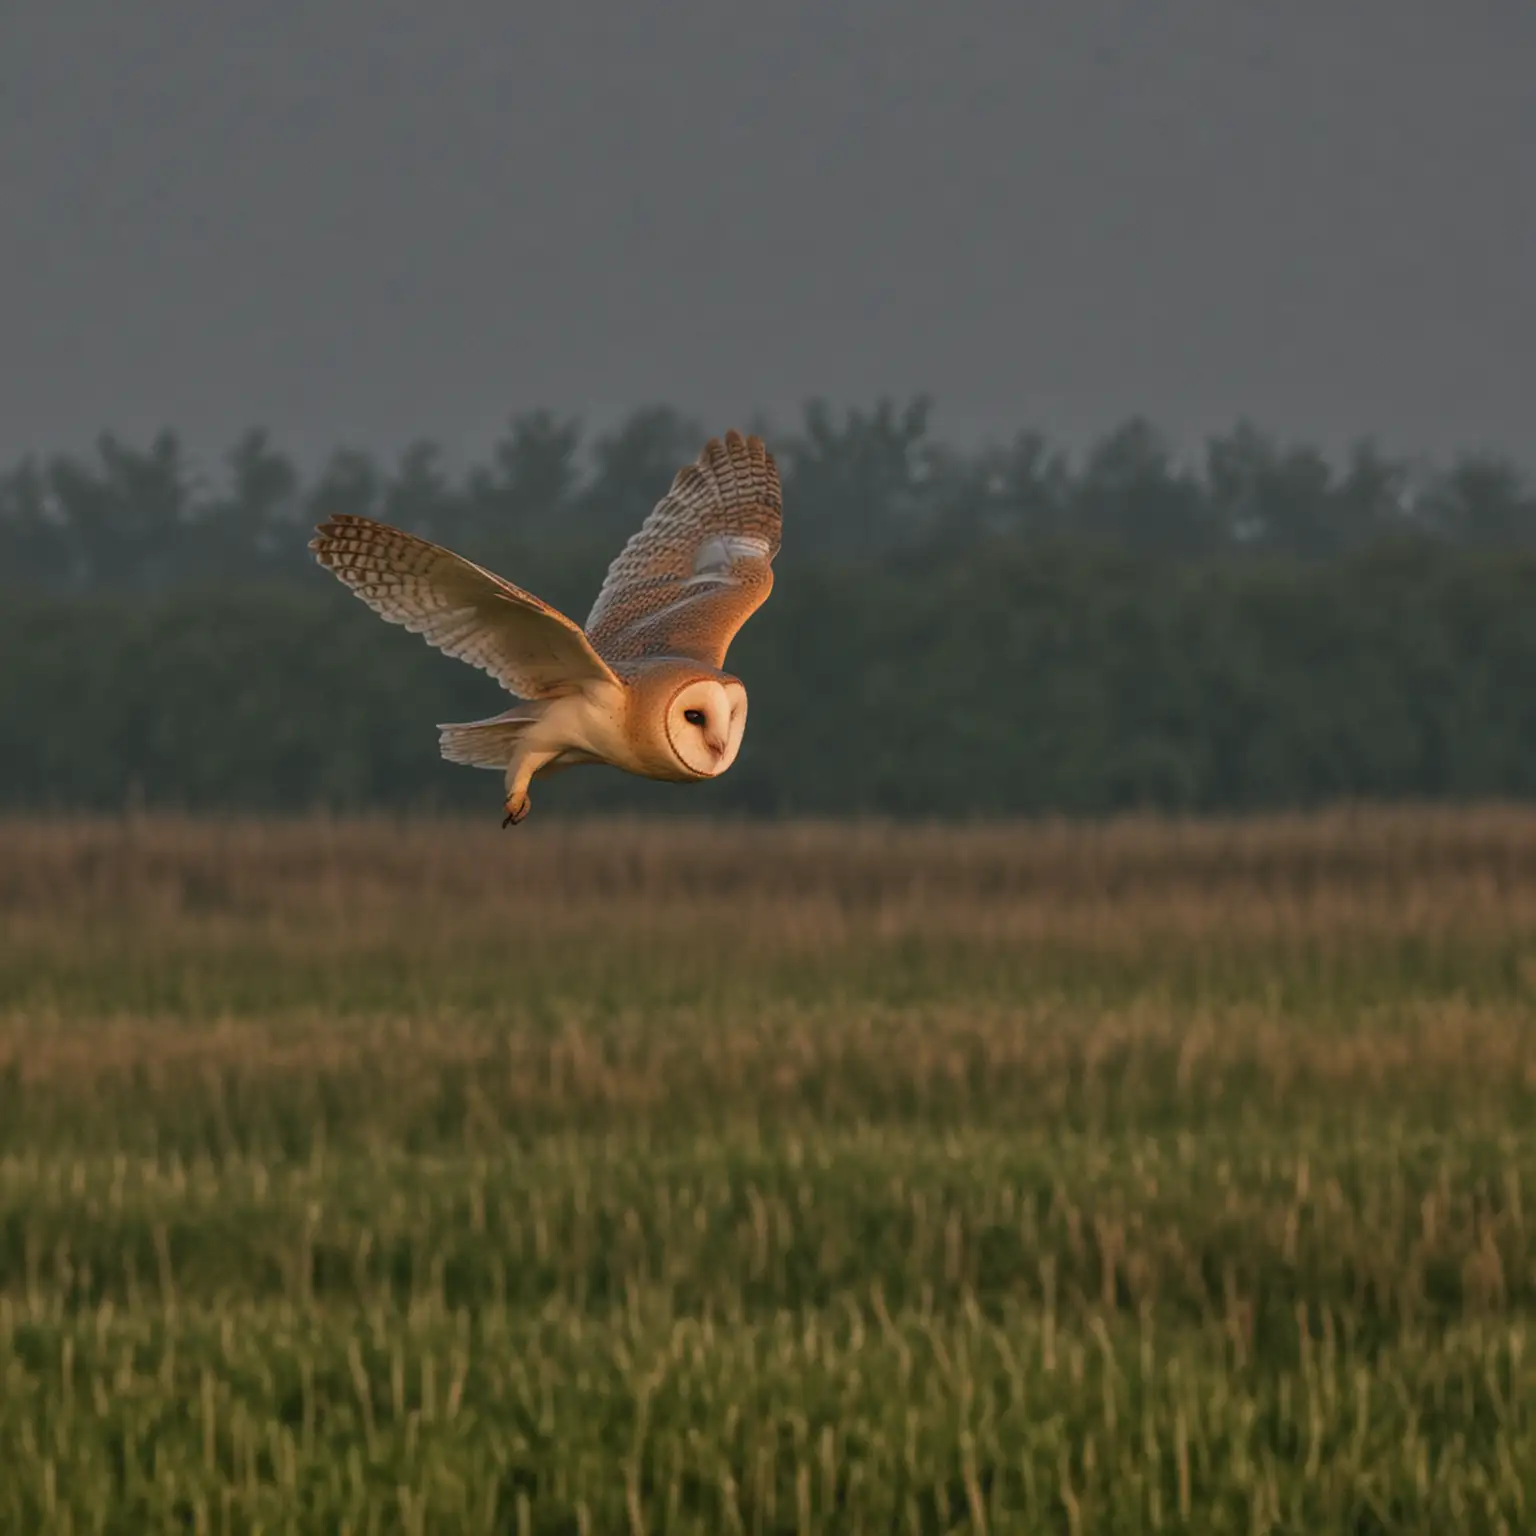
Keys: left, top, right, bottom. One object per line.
{"left": 517, "top": 674, "right": 744, "bottom": 776}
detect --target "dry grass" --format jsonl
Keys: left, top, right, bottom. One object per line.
{"left": 1, "top": 810, "right": 1535, "bottom": 1531}
{"left": 10, "top": 803, "right": 1536, "bottom": 915}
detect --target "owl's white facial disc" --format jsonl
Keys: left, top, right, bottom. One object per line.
{"left": 664, "top": 679, "right": 748, "bottom": 778}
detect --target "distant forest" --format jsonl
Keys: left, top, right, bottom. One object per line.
{"left": 3, "top": 400, "right": 1535, "bottom": 816}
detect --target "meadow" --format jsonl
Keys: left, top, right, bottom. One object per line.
{"left": 1, "top": 809, "right": 1535, "bottom": 1533}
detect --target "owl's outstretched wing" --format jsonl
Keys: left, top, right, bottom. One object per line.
{"left": 311, "top": 515, "right": 620, "bottom": 699}
{"left": 584, "top": 430, "right": 781, "bottom": 670}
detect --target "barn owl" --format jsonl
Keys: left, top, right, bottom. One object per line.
{"left": 310, "top": 430, "right": 781, "bottom": 824}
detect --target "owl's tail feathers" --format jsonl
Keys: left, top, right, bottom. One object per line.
{"left": 436, "top": 711, "right": 539, "bottom": 770}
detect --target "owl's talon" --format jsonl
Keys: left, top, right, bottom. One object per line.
{"left": 502, "top": 795, "right": 530, "bottom": 828}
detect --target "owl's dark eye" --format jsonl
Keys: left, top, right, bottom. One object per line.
{"left": 684, "top": 708, "right": 707, "bottom": 727}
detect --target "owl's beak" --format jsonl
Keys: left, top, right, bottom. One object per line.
{"left": 705, "top": 731, "right": 727, "bottom": 760}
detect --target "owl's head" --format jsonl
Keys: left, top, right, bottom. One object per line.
{"left": 663, "top": 675, "right": 748, "bottom": 778}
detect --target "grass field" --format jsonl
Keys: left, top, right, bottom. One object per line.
{"left": 2, "top": 810, "right": 1536, "bottom": 1533}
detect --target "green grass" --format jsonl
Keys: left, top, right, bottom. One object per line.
{"left": 2, "top": 812, "right": 1536, "bottom": 1532}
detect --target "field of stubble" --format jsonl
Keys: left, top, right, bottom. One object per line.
{"left": 2, "top": 810, "right": 1536, "bottom": 1534}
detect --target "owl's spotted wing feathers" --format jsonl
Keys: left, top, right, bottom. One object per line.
{"left": 584, "top": 430, "right": 781, "bottom": 669}
{"left": 310, "top": 515, "right": 619, "bottom": 699}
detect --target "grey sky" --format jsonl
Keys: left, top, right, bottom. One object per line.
{"left": 2, "top": 0, "right": 1532, "bottom": 471}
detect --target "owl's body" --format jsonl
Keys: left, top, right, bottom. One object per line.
{"left": 310, "top": 431, "right": 778, "bottom": 823}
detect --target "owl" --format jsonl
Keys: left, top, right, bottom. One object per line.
{"left": 310, "top": 430, "right": 781, "bottom": 824}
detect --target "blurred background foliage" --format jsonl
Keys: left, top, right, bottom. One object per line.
{"left": 3, "top": 398, "right": 1534, "bottom": 816}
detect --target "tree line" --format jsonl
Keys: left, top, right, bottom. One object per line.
{"left": 2, "top": 401, "right": 1534, "bottom": 817}
{"left": 3, "top": 400, "right": 1535, "bottom": 596}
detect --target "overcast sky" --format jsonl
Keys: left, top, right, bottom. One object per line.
{"left": 2, "top": 0, "right": 1532, "bottom": 469}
